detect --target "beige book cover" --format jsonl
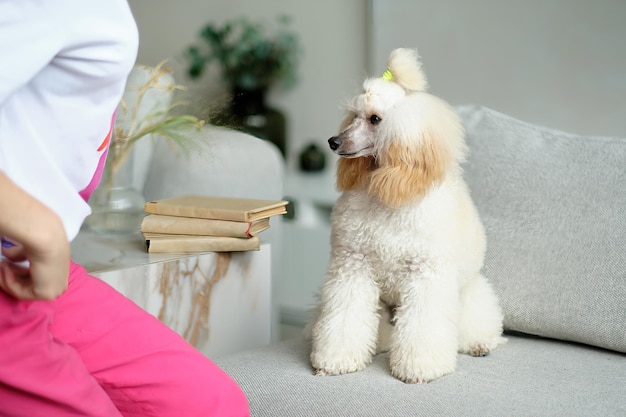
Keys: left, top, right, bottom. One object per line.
{"left": 143, "top": 233, "right": 260, "bottom": 253}
{"left": 141, "top": 214, "right": 270, "bottom": 238}
{"left": 144, "top": 195, "right": 288, "bottom": 222}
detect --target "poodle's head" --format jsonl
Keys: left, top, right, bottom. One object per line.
{"left": 329, "top": 48, "right": 466, "bottom": 208}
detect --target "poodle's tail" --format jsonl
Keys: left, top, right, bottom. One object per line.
{"left": 385, "top": 48, "right": 428, "bottom": 92}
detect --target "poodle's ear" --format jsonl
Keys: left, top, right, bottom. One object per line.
{"left": 336, "top": 156, "right": 374, "bottom": 191}
{"left": 368, "top": 129, "right": 452, "bottom": 208}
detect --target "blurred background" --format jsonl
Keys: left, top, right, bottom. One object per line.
{"left": 129, "top": 0, "right": 626, "bottom": 157}
{"left": 128, "top": 0, "right": 626, "bottom": 336}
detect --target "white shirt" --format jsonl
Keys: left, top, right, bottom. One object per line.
{"left": 0, "top": 0, "right": 138, "bottom": 241}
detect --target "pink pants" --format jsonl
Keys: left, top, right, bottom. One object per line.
{"left": 0, "top": 261, "right": 249, "bottom": 417}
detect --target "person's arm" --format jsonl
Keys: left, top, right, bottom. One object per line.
{"left": 0, "top": 171, "right": 70, "bottom": 300}
{"left": 0, "top": 2, "right": 64, "bottom": 106}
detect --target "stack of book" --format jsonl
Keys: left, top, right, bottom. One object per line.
{"left": 141, "top": 195, "right": 289, "bottom": 253}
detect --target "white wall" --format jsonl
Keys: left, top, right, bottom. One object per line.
{"left": 129, "top": 0, "right": 626, "bottom": 145}
{"left": 370, "top": 0, "right": 626, "bottom": 137}
{"left": 128, "top": 0, "right": 368, "bottom": 166}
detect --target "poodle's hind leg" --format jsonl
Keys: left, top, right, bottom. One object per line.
{"left": 457, "top": 273, "right": 507, "bottom": 356}
{"left": 389, "top": 265, "right": 460, "bottom": 384}
{"left": 310, "top": 253, "right": 380, "bottom": 376}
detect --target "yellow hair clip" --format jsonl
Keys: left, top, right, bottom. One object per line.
{"left": 382, "top": 69, "right": 393, "bottom": 81}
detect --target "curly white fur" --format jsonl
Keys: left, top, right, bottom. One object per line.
{"left": 309, "top": 48, "right": 506, "bottom": 384}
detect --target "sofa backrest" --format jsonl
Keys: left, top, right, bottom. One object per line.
{"left": 457, "top": 105, "right": 626, "bottom": 353}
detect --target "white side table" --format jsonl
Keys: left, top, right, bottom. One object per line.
{"left": 70, "top": 229, "right": 272, "bottom": 358}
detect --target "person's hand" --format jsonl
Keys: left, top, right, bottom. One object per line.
{"left": 0, "top": 172, "right": 71, "bottom": 300}
{"left": 0, "top": 234, "right": 70, "bottom": 300}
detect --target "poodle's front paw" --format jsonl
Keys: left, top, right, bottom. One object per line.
{"left": 313, "top": 368, "right": 331, "bottom": 376}
{"left": 310, "top": 354, "right": 371, "bottom": 376}
{"left": 313, "top": 367, "right": 360, "bottom": 377}
{"left": 389, "top": 347, "right": 457, "bottom": 384}
{"left": 310, "top": 347, "right": 372, "bottom": 376}
{"left": 389, "top": 362, "right": 455, "bottom": 384}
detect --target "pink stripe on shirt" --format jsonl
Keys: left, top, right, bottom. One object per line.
{"left": 78, "top": 113, "right": 115, "bottom": 202}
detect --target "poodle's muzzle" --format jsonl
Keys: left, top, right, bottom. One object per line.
{"left": 328, "top": 116, "right": 375, "bottom": 158}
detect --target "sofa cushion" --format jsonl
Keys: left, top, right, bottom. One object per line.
{"left": 216, "top": 336, "right": 626, "bottom": 417}
{"left": 457, "top": 105, "right": 626, "bottom": 353}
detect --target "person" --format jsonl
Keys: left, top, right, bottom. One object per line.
{"left": 0, "top": 1, "right": 249, "bottom": 416}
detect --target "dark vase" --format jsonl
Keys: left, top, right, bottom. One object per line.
{"left": 299, "top": 143, "right": 326, "bottom": 172}
{"left": 227, "top": 87, "right": 287, "bottom": 158}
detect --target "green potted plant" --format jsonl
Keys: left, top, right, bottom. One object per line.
{"left": 185, "top": 16, "right": 300, "bottom": 157}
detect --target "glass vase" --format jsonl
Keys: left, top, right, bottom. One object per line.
{"left": 86, "top": 143, "right": 146, "bottom": 234}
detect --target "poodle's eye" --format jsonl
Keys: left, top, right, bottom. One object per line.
{"left": 369, "top": 114, "right": 382, "bottom": 125}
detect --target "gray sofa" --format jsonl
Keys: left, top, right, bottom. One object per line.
{"left": 216, "top": 106, "right": 626, "bottom": 416}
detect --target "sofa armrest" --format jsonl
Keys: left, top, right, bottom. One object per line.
{"left": 142, "top": 125, "right": 284, "bottom": 201}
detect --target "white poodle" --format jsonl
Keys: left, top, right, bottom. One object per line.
{"left": 309, "top": 48, "right": 505, "bottom": 384}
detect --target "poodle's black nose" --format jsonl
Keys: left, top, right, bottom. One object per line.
{"left": 328, "top": 136, "right": 342, "bottom": 151}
